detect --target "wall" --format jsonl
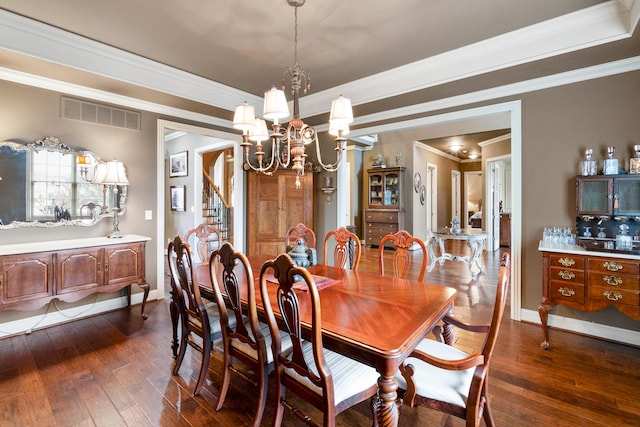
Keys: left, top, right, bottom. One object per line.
{"left": 520, "top": 70, "right": 640, "bottom": 331}
{"left": 0, "top": 80, "right": 158, "bottom": 325}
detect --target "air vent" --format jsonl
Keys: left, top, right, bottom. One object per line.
{"left": 61, "top": 97, "right": 140, "bottom": 131}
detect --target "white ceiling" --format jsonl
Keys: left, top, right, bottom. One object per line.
{"left": 0, "top": 0, "right": 638, "bottom": 143}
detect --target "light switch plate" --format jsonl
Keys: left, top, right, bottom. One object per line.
{"left": 145, "top": 210, "right": 152, "bottom": 220}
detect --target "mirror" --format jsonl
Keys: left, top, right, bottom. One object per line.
{"left": 0, "top": 136, "right": 127, "bottom": 229}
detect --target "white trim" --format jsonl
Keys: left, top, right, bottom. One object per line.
{"left": 0, "top": 290, "right": 157, "bottom": 338}
{"left": 521, "top": 308, "right": 640, "bottom": 348}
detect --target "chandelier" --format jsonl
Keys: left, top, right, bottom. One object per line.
{"left": 232, "top": 0, "right": 353, "bottom": 189}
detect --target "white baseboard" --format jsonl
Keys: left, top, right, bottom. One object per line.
{"left": 520, "top": 308, "right": 640, "bottom": 347}
{"left": 0, "top": 290, "right": 159, "bottom": 338}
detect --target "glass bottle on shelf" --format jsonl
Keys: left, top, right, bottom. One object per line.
{"left": 630, "top": 144, "right": 640, "bottom": 174}
{"left": 603, "top": 146, "right": 618, "bottom": 175}
{"left": 580, "top": 148, "right": 597, "bottom": 176}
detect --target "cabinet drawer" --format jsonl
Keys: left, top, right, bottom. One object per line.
{"left": 588, "top": 272, "right": 640, "bottom": 291}
{"left": 589, "top": 285, "right": 639, "bottom": 307}
{"left": 549, "top": 267, "right": 585, "bottom": 284}
{"left": 587, "top": 258, "right": 639, "bottom": 275}
{"left": 549, "top": 254, "right": 585, "bottom": 269}
{"left": 549, "top": 280, "right": 585, "bottom": 304}
{"left": 366, "top": 223, "right": 398, "bottom": 234}
{"left": 365, "top": 211, "right": 398, "bottom": 223}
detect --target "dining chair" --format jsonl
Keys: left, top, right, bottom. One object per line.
{"left": 285, "top": 222, "right": 318, "bottom": 266}
{"left": 259, "top": 253, "right": 380, "bottom": 427}
{"left": 184, "top": 223, "right": 223, "bottom": 264}
{"left": 323, "top": 226, "right": 361, "bottom": 270}
{"left": 167, "top": 234, "right": 225, "bottom": 396}
{"left": 396, "top": 252, "right": 511, "bottom": 427}
{"left": 378, "top": 229, "right": 428, "bottom": 282}
{"left": 208, "top": 242, "right": 292, "bottom": 427}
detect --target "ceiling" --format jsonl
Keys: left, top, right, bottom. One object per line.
{"left": 0, "top": 0, "right": 638, "bottom": 158}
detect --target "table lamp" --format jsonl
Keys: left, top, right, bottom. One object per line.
{"left": 99, "top": 160, "right": 129, "bottom": 238}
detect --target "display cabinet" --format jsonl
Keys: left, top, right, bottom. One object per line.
{"left": 576, "top": 175, "right": 640, "bottom": 216}
{"left": 365, "top": 167, "right": 405, "bottom": 247}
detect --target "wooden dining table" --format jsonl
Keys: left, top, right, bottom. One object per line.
{"left": 192, "top": 255, "right": 457, "bottom": 427}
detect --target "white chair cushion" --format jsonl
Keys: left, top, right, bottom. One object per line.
{"left": 285, "top": 340, "right": 379, "bottom": 405}
{"left": 230, "top": 320, "right": 293, "bottom": 364}
{"left": 204, "top": 301, "right": 236, "bottom": 336}
{"left": 395, "top": 339, "right": 474, "bottom": 408}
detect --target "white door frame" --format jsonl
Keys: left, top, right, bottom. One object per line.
{"left": 451, "top": 170, "right": 461, "bottom": 222}
{"left": 156, "top": 119, "right": 243, "bottom": 298}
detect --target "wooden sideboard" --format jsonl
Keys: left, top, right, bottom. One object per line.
{"left": 0, "top": 235, "right": 150, "bottom": 318}
{"left": 538, "top": 244, "right": 640, "bottom": 349}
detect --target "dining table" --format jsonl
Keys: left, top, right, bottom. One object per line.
{"left": 191, "top": 254, "right": 457, "bottom": 427}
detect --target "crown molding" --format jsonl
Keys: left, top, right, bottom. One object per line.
{"left": 301, "top": 0, "right": 640, "bottom": 117}
{"left": 0, "top": 1, "right": 637, "bottom": 119}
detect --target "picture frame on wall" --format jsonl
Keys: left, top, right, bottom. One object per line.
{"left": 170, "top": 185, "right": 185, "bottom": 211}
{"left": 169, "top": 151, "right": 188, "bottom": 177}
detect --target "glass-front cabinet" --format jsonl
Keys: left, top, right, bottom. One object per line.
{"left": 577, "top": 175, "right": 640, "bottom": 216}
{"left": 368, "top": 167, "right": 404, "bottom": 209}
{"left": 365, "top": 167, "right": 406, "bottom": 247}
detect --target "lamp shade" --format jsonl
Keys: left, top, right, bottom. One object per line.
{"left": 91, "top": 162, "right": 108, "bottom": 184}
{"left": 100, "top": 160, "right": 129, "bottom": 185}
{"left": 329, "top": 95, "right": 353, "bottom": 124}
{"left": 263, "top": 86, "right": 290, "bottom": 123}
{"left": 249, "top": 118, "right": 270, "bottom": 142}
{"left": 233, "top": 101, "right": 256, "bottom": 132}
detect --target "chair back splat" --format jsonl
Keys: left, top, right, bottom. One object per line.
{"left": 259, "top": 253, "right": 379, "bottom": 427}
{"left": 378, "top": 230, "right": 428, "bottom": 281}
{"left": 397, "top": 252, "right": 511, "bottom": 427}
{"left": 185, "top": 223, "right": 223, "bottom": 264}
{"left": 323, "top": 226, "right": 361, "bottom": 270}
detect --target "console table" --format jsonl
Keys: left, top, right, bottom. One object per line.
{"left": 0, "top": 235, "right": 151, "bottom": 318}
{"left": 427, "top": 228, "right": 487, "bottom": 279}
{"left": 538, "top": 242, "right": 640, "bottom": 349}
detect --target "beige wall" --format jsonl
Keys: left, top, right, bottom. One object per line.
{"left": 0, "top": 80, "right": 161, "bottom": 324}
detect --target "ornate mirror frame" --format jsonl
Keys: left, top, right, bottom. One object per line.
{"left": 0, "top": 136, "right": 127, "bottom": 229}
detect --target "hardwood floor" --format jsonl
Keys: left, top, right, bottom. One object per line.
{"left": 1, "top": 241, "right": 639, "bottom": 426}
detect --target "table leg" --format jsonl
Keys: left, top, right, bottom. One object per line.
{"left": 467, "top": 238, "right": 486, "bottom": 279}
{"left": 437, "top": 237, "right": 446, "bottom": 266}
{"left": 371, "top": 375, "right": 401, "bottom": 427}
{"left": 137, "top": 281, "right": 150, "bottom": 319}
{"left": 426, "top": 236, "right": 437, "bottom": 273}
{"left": 538, "top": 298, "right": 552, "bottom": 350}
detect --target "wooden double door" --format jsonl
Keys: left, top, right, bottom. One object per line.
{"left": 247, "top": 170, "right": 315, "bottom": 256}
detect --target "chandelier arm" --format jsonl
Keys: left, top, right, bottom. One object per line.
{"left": 314, "top": 135, "right": 346, "bottom": 172}
{"left": 242, "top": 135, "right": 279, "bottom": 174}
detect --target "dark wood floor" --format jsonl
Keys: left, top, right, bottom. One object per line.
{"left": 1, "top": 242, "right": 639, "bottom": 426}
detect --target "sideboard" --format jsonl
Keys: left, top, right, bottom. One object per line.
{"left": 538, "top": 242, "right": 639, "bottom": 349}
{"left": 0, "top": 235, "right": 151, "bottom": 318}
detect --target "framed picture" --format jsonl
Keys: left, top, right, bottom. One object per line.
{"left": 169, "top": 151, "right": 188, "bottom": 177}
{"left": 170, "top": 185, "right": 186, "bottom": 211}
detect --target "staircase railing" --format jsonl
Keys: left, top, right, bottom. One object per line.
{"left": 202, "top": 167, "right": 233, "bottom": 244}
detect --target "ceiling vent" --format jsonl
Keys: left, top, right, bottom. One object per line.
{"left": 61, "top": 96, "right": 140, "bottom": 131}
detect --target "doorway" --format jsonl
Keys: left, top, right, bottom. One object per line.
{"left": 465, "top": 171, "right": 482, "bottom": 228}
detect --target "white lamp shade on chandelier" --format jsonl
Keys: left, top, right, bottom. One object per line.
{"left": 233, "top": 0, "right": 353, "bottom": 188}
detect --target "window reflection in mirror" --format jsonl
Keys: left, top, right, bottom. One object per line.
{"left": 0, "top": 137, "right": 126, "bottom": 228}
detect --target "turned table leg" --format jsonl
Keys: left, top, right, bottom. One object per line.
{"left": 371, "top": 375, "right": 401, "bottom": 427}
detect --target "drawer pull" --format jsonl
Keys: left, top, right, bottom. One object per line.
{"left": 558, "top": 270, "right": 575, "bottom": 280}
{"left": 558, "top": 287, "right": 575, "bottom": 297}
{"left": 603, "top": 275, "right": 622, "bottom": 286}
{"left": 603, "top": 290, "right": 622, "bottom": 301}
{"left": 558, "top": 257, "right": 575, "bottom": 267}
{"left": 603, "top": 261, "right": 623, "bottom": 272}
